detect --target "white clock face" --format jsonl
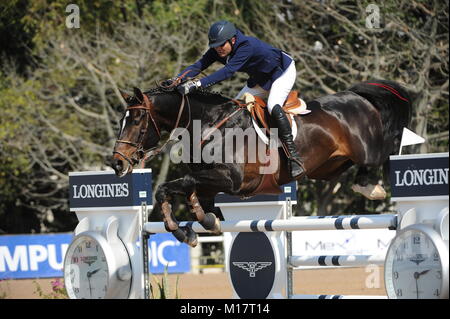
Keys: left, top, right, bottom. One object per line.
{"left": 385, "top": 228, "right": 445, "bottom": 299}
{"left": 64, "top": 235, "right": 110, "bottom": 299}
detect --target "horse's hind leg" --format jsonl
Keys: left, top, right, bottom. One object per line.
{"left": 352, "top": 166, "right": 387, "bottom": 200}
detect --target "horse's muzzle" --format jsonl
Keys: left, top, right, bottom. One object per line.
{"left": 111, "top": 157, "right": 130, "bottom": 177}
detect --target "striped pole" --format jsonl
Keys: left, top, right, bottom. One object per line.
{"left": 289, "top": 254, "right": 386, "bottom": 268}
{"left": 143, "top": 214, "right": 397, "bottom": 234}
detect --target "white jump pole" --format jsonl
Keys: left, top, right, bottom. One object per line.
{"left": 144, "top": 214, "right": 398, "bottom": 233}
{"left": 289, "top": 254, "right": 386, "bottom": 268}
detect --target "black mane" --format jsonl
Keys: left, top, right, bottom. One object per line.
{"left": 142, "top": 85, "right": 233, "bottom": 107}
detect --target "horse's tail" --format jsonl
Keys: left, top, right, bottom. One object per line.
{"left": 348, "top": 80, "right": 413, "bottom": 156}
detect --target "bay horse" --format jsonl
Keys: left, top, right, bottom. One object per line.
{"left": 111, "top": 80, "right": 411, "bottom": 246}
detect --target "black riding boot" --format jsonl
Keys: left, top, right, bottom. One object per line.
{"left": 271, "top": 104, "right": 305, "bottom": 179}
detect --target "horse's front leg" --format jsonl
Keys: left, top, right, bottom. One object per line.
{"left": 158, "top": 175, "right": 221, "bottom": 234}
{"left": 187, "top": 192, "right": 221, "bottom": 234}
{"left": 155, "top": 178, "right": 198, "bottom": 247}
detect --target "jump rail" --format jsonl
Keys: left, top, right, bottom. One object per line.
{"left": 289, "top": 254, "right": 386, "bottom": 267}
{"left": 143, "top": 214, "right": 398, "bottom": 234}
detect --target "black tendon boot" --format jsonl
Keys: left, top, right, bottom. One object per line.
{"left": 271, "top": 104, "right": 306, "bottom": 179}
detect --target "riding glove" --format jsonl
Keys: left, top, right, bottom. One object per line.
{"left": 177, "top": 80, "right": 201, "bottom": 95}
{"left": 161, "top": 77, "right": 178, "bottom": 88}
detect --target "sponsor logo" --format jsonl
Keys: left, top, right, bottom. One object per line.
{"left": 394, "top": 168, "right": 448, "bottom": 187}
{"left": 72, "top": 183, "right": 129, "bottom": 199}
{"left": 232, "top": 261, "right": 272, "bottom": 278}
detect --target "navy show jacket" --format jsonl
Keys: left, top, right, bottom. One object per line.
{"left": 179, "top": 29, "right": 293, "bottom": 91}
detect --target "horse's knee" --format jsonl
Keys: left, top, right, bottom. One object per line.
{"left": 181, "top": 175, "right": 197, "bottom": 194}
{"left": 155, "top": 184, "right": 169, "bottom": 203}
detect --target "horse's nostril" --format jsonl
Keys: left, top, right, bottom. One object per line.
{"left": 112, "top": 158, "right": 123, "bottom": 173}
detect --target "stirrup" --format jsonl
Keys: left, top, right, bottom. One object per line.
{"left": 288, "top": 155, "right": 306, "bottom": 178}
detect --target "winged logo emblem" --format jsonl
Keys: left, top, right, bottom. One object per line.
{"left": 232, "top": 261, "right": 272, "bottom": 277}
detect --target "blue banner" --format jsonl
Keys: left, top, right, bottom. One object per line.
{"left": 147, "top": 233, "right": 190, "bottom": 274}
{"left": 0, "top": 233, "right": 190, "bottom": 280}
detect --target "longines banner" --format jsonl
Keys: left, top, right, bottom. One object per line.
{"left": 69, "top": 169, "right": 152, "bottom": 209}
{"left": 389, "top": 153, "right": 448, "bottom": 200}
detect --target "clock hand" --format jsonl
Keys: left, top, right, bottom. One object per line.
{"left": 88, "top": 277, "right": 93, "bottom": 298}
{"left": 414, "top": 273, "right": 419, "bottom": 299}
{"left": 89, "top": 268, "right": 101, "bottom": 276}
{"left": 87, "top": 268, "right": 101, "bottom": 277}
{"left": 418, "top": 269, "right": 430, "bottom": 277}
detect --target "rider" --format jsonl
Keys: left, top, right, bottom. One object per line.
{"left": 175, "top": 20, "right": 305, "bottom": 179}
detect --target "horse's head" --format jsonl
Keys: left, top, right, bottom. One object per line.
{"left": 111, "top": 87, "right": 161, "bottom": 177}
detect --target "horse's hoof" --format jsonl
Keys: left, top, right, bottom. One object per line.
{"left": 181, "top": 226, "right": 198, "bottom": 247}
{"left": 171, "top": 226, "right": 198, "bottom": 247}
{"left": 202, "top": 213, "right": 222, "bottom": 235}
{"left": 352, "top": 184, "right": 386, "bottom": 200}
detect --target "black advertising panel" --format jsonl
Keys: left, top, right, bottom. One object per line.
{"left": 69, "top": 170, "right": 152, "bottom": 209}
{"left": 389, "top": 153, "right": 448, "bottom": 200}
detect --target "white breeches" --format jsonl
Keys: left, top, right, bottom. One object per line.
{"left": 234, "top": 60, "right": 296, "bottom": 114}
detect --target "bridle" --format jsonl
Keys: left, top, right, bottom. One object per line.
{"left": 113, "top": 70, "right": 250, "bottom": 168}
{"left": 113, "top": 93, "right": 161, "bottom": 167}
{"left": 113, "top": 89, "right": 191, "bottom": 167}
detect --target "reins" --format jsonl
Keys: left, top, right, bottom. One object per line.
{"left": 114, "top": 72, "right": 251, "bottom": 166}
{"left": 113, "top": 89, "right": 191, "bottom": 166}
{"left": 200, "top": 102, "right": 246, "bottom": 146}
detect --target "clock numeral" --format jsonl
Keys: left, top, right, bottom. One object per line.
{"left": 72, "top": 257, "right": 79, "bottom": 263}
{"left": 393, "top": 271, "right": 399, "bottom": 280}
{"left": 433, "top": 289, "right": 440, "bottom": 297}
{"left": 413, "top": 235, "right": 420, "bottom": 245}
{"left": 76, "top": 246, "right": 82, "bottom": 253}
{"left": 85, "top": 241, "right": 92, "bottom": 249}
{"left": 74, "top": 288, "right": 79, "bottom": 293}
{"left": 433, "top": 252, "right": 439, "bottom": 262}
{"left": 395, "top": 253, "right": 403, "bottom": 262}
{"left": 396, "top": 289, "right": 402, "bottom": 297}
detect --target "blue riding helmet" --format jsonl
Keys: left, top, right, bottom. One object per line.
{"left": 208, "top": 20, "right": 237, "bottom": 48}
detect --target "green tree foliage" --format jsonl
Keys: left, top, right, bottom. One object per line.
{"left": 0, "top": 0, "right": 448, "bottom": 233}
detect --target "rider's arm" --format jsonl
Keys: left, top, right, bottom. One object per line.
{"left": 178, "top": 49, "right": 216, "bottom": 78}
{"left": 199, "top": 42, "right": 252, "bottom": 88}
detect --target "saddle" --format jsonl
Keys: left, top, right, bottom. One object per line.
{"left": 244, "top": 91, "right": 310, "bottom": 134}
{"left": 242, "top": 91, "right": 310, "bottom": 197}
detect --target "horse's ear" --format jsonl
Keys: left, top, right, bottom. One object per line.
{"left": 119, "top": 89, "right": 131, "bottom": 101}
{"left": 133, "top": 87, "right": 144, "bottom": 103}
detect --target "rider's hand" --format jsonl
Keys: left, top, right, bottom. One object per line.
{"left": 177, "top": 80, "right": 201, "bottom": 95}
{"left": 160, "top": 77, "right": 178, "bottom": 88}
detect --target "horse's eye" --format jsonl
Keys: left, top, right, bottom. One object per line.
{"left": 133, "top": 118, "right": 141, "bottom": 125}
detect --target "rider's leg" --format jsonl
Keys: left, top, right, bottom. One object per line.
{"left": 267, "top": 60, "right": 305, "bottom": 179}
{"left": 234, "top": 84, "right": 269, "bottom": 100}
